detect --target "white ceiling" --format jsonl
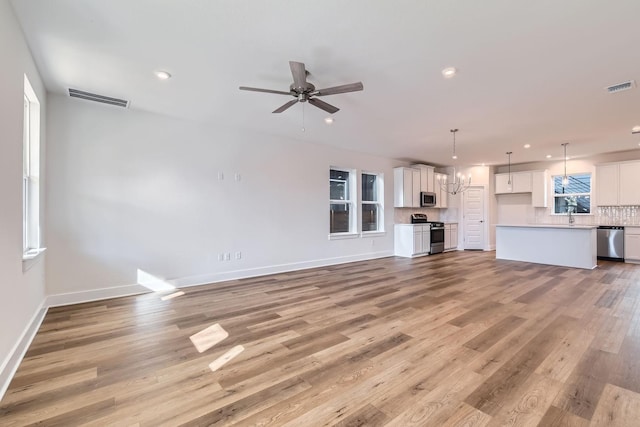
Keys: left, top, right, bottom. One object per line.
{"left": 11, "top": 0, "right": 640, "bottom": 166}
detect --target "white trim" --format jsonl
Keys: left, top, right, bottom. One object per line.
{"left": 22, "top": 247, "right": 46, "bottom": 272}
{"left": 45, "top": 283, "right": 149, "bottom": 308}
{"left": 361, "top": 231, "right": 386, "bottom": 238}
{"left": 328, "top": 232, "right": 360, "bottom": 240}
{"left": 0, "top": 300, "right": 47, "bottom": 401}
{"left": 172, "top": 250, "right": 394, "bottom": 288}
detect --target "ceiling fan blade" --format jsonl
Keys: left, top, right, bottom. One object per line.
{"left": 315, "top": 82, "right": 364, "bottom": 96}
{"left": 239, "top": 86, "right": 292, "bottom": 95}
{"left": 272, "top": 99, "right": 299, "bottom": 113}
{"left": 308, "top": 98, "right": 339, "bottom": 114}
{"left": 289, "top": 61, "right": 307, "bottom": 89}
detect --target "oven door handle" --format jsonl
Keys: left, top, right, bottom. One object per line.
{"left": 430, "top": 227, "right": 445, "bottom": 230}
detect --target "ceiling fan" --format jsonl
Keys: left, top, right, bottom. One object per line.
{"left": 239, "top": 61, "right": 364, "bottom": 114}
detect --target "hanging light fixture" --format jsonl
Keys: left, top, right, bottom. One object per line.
{"left": 561, "top": 143, "right": 569, "bottom": 187}
{"left": 438, "top": 129, "right": 471, "bottom": 195}
{"left": 506, "top": 151, "right": 513, "bottom": 191}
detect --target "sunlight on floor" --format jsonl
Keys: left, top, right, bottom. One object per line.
{"left": 136, "top": 269, "right": 176, "bottom": 292}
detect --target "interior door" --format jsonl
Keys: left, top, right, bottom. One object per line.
{"left": 464, "top": 187, "right": 485, "bottom": 250}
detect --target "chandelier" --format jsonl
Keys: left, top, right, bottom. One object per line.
{"left": 439, "top": 129, "right": 471, "bottom": 195}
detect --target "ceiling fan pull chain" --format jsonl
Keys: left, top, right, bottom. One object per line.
{"left": 302, "top": 102, "right": 306, "bottom": 132}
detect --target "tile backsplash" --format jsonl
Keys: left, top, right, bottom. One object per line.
{"left": 394, "top": 207, "right": 441, "bottom": 224}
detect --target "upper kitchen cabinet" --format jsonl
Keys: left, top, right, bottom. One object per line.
{"left": 434, "top": 172, "right": 448, "bottom": 208}
{"left": 495, "top": 171, "right": 533, "bottom": 194}
{"left": 495, "top": 170, "right": 547, "bottom": 207}
{"left": 394, "top": 167, "right": 421, "bottom": 207}
{"left": 619, "top": 162, "right": 640, "bottom": 206}
{"left": 596, "top": 164, "right": 619, "bottom": 206}
{"left": 596, "top": 161, "right": 640, "bottom": 206}
{"left": 413, "top": 164, "right": 435, "bottom": 193}
{"left": 531, "top": 170, "right": 548, "bottom": 207}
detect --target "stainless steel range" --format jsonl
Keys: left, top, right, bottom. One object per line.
{"left": 411, "top": 214, "right": 445, "bottom": 254}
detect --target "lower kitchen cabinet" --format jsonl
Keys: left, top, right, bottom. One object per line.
{"left": 626, "top": 227, "right": 640, "bottom": 264}
{"left": 444, "top": 223, "right": 458, "bottom": 251}
{"left": 394, "top": 224, "right": 430, "bottom": 257}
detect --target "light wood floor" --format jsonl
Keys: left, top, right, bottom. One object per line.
{"left": 2, "top": 251, "right": 640, "bottom": 426}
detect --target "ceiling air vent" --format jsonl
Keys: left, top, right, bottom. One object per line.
{"left": 605, "top": 80, "right": 636, "bottom": 94}
{"left": 68, "top": 88, "right": 129, "bottom": 108}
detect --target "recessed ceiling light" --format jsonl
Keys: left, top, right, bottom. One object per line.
{"left": 546, "top": 154, "right": 552, "bottom": 159}
{"left": 632, "top": 125, "right": 640, "bottom": 134}
{"left": 442, "top": 67, "right": 457, "bottom": 78}
{"left": 324, "top": 117, "right": 334, "bottom": 124}
{"left": 154, "top": 70, "right": 171, "bottom": 80}
{"left": 452, "top": 155, "right": 458, "bottom": 160}
{"left": 524, "top": 144, "right": 531, "bottom": 148}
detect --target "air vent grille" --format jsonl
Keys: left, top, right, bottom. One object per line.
{"left": 606, "top": 80, "right": 636, "bottom": 94}
{"left": 68, "top": 88, "right": 129, "bottom": 108}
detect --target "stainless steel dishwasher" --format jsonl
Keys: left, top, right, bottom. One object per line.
{"left": 597, "top": 226, "right": 624, "bottom": 261}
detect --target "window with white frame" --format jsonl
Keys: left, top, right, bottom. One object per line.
{"left": 23, "top": 75, "right": 41, "bottom": 257}
{"left": 552, "top": 173, "right": 591, "bottom": 214}
{"left": 330, "top": 168, "right": 356, "bottom": 234}
{"left": 361, "top": 172, "right": 384, "bottom": 232}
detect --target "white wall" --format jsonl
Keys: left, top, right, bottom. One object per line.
{"left": 0, "top": 0, "right": 47, "bottom": 397}
{"left": 46, "top": 94, "right": 401, "bottom": 297}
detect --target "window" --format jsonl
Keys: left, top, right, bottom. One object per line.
{"left": 552, "top": 173, "right": 591, "bottom": 214}
{"left": 23, "top": 75, "right": 41, "bottom": 258}
{"left": 330, "top": 168, "right": 356, "bottom": 234}
{"left": 362, "top": 172, "right": 384, "bottom": 232}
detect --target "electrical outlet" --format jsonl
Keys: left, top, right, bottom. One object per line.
{"left": 235, "top": 173, "right": 241, "bottom": 182}
{"left": 217, "top": 172, "right": 224, "bottom": 181}
{"left": 225, "top": 252, "right": 231, "bottom": 261}
{"left": 235, "top": 251, "right": 241, "bottom": 260}
{"left": 218, "top": 253, "right": 224, "bottom": 261}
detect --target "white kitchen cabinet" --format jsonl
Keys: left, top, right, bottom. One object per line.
{"left": 596, "top": 164, "right": 619, "bottom": 206}
{"left": 413, "top": 164, "right": 435, "bottom": 193}
{"left": 619, "top": 162, "right": 640, "bottom": 206}
{"left": 531, "top": 170, "right": 548, "bottom": 207}
{"left": 495, "top": 174, "right": 512, "bottom": 194}
{"left": 495, "top": 171, "right": 532, "bottom": 194}
{"left": 395, "top": 224, "right": 430, "bottom": 257}
{"left": 625, "top": 227, "right": 640, "bottom": 264}
{"left": 434, "top": 172, "right": 448, "bottom": 208}
{"left": 512, "top": 172, "right": 532, "bottom": 193}
{"left": 444, "top": 223, "right": 458, "bottom": 251}
{"left": 394, "top": 167, "right": 421, "bottom": 207}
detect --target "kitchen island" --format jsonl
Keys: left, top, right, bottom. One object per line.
{"left": 496, "top": 224, "right": 598, "bottom": 269}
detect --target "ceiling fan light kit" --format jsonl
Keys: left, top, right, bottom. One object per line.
{"left": 240, "top": 61, "right": 363, "bottom": 115}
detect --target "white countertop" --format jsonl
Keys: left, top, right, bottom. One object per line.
{"left": 496, "top": 224, "right": 597, "bottom": 230}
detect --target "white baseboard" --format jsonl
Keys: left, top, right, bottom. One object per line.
{"left": 46, "top": 283, "right": 149, "bottom": 308}
{"left": 0, "top": 300, "right": 48, "bottom": 401}
{"left": 172, "top": 250, "right": 395, "bottom": 288}
{"left": 45, "top": 251, "right": 395, "bottom": 306}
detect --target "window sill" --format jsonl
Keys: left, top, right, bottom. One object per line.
{"left": 361, "top": 231, "right": 386, "bottom": 237}
{"left": 23, "top": 247, "right": 46, "bottom": 272}
{"left": 328, "top": 233, "right": 359, "bottom": 241}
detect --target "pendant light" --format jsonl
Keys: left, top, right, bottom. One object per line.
{"left": 561, "top": 143, "right": 569, "bottom": 188}
{"left": 506, "top": 152, "right": 513, "bottom": 191}
{"left": 439, "top": 129, "right": 471, "bottom": 195}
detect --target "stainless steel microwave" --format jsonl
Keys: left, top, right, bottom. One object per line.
{"left": 420, "top": 192, "right": 436, "bottom": 207}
